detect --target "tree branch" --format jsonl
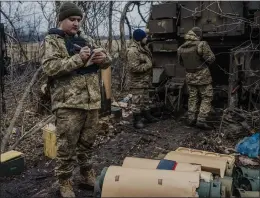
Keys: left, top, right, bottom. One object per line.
{"left": 1, "top": 66, "right": 42, "bottom": 152}
{"left": 120, "top": 1, "right": 135, "bottom": 53}
{"left": 0, "top": 9, "right": 28, "bottom": 60}
{"left": 5, "top": 32, "right": 19, "bottom": 43}
{"left": 108, "top": 1, "right": 114, "bottom": 53}
{"left": 125, "top": 16, "right": 132, "bottom": 39}
{"left": 10, "top": 115, "right": 55, "bottom": 150}
{"left": 137, "top": 3, "right": 147, "bottom": 23}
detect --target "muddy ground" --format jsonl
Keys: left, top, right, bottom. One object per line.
{"left": 0, "top": 110, "right": 239, "bottom": 198}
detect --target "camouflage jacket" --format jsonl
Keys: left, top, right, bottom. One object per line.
{"left": 126, "top": 40, "right": 153, "bottom": 89}
{"left": 41, "top": 29, "right": 111, "bottom": 112}
{"left": 177, "top": 30, "right": 215, "bottom": 85}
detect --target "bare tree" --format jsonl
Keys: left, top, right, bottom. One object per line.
{"left": 37, "top": 1, "right": 56, "bottom": 30}
{"left": 120, "top": 1, "right": 135, "bottom": 53}
{"left": 0, "top": 1, "right": 151, "bottom": 151}
{"left": 1, "top": 66, "right": 42, "bottom": 152}
{"left": 0, "top": 8, "right": 27, "bottom": 60}
{"left": 108, "top": 1, "right": 114, "bottom": 53}
{"left": 55, "top": 1, "right": 61, "bottom": 27}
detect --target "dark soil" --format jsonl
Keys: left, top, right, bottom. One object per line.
{"left": 0, "top": 112, "right": 257, "bottom": 198}
{"left": 0, "top": 115, "right": 216, "bottom": 198}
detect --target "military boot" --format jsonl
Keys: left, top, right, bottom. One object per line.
{"left": 79, "top": 168, "right": 96, "bottom": 189}
{"left": 133, "top": 113, "right": 145, "bottom": 129}
{"left": 196, "top": 119, "right": 212, "bottom": 130}
{"left": 187, "top": 113, "right": 197, "bottom": 127}
{"left": 187, "top": 119, "right": 196, "bottom": 126}
{"left": 141, "top": 109, "right": 159, "bottom": 123}
{"left": 59, "top": 179, "right": 75, "bottom": 198}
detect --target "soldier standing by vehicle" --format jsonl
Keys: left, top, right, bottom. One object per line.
{"left": 126, "top": 29, "right": 158, "bottom": 129}
{"left": 41, "top": 2, "right": 111, "bottom": 197}
{"left": 177, "top": 27, "right": 215, "bottom": 129}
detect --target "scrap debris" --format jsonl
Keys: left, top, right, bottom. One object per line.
{"left": 111, "top": 94, "right": 133, "bottom": 118}
{"left": 219, "top": 108, "right": 259, "bottom": 140}
{"left": 238, "top": 156, "right": 259, "bottom": 166}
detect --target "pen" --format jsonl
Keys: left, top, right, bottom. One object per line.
{"left": 74, "top": 44, "right": 94, "bottom": 55}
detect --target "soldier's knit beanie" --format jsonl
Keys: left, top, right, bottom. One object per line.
{"left": 58, "top": 2, "right": 83, "bottom": 22}
{"left": 133, "top": 29, "right": 146, "bottom": 41}
{"left": 191, "top": 27, "right": 202, "bottom": 38}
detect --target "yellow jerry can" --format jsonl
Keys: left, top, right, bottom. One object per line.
{"left": 42, "top": 123, "right": 57, "bottom": 159}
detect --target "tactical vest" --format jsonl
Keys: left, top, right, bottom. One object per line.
{"left": 48, "top": 28, "right": 99, "bottom": 75}
{"left": 179, "top": 41, "right": 206, "bottom": 73}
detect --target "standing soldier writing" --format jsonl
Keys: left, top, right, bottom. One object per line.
{"left": 126, "top": 29, "right": 158, "bottom": 129}
{"left": 177, "top": 27, "right": 215, "bottom": 129}
{"left": 41, "top": 2, "right": 111, "bottom": 197}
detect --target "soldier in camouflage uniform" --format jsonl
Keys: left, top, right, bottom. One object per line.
{"left": 41, "top": 2, "right": 111, "bottom": 197}
{"left": 126, "top": 29, "right": 158, "bottom": 129}
{"left": 177, "top": 27, "right": 215, "bottom": 129}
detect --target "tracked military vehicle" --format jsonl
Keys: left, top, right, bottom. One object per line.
{"left": 147, "top": 1, "right": 260, "bottom": 112}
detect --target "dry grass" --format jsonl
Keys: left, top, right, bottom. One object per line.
{"left": 7, "top": 42, "right": 41, "bottom": 64}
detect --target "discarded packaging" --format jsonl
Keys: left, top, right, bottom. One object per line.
{"left": 112, "top": 101, "right": 128, "bottom": 108}
{"left": 238, "top": 155, "right": 259, "bottom": 166}
{"left": 121, "top": 94, "right": 132, "bottom": 103}
{"left": 111, "top": 94, "right": 132, "bottom": 108}
{"left": 235, "top": 133, "right": 260, "bottom": 158}
{"left": 164, "top": 151, "right": 227, "bottom": 178}
{"left": 101, "top": 166, "right": 200, "bottom": 197}
{"left": 122, "top": 157, "right": 201, "bottom": 172}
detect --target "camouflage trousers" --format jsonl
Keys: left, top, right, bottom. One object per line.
{"left": 54, "top": 108, "right": 99, "bottom": 180}
{"left": 187, "top": 84, "right": 213, "bottom": 122}
{"left": 131, "top": 88, "right": 150, "bottom": 114}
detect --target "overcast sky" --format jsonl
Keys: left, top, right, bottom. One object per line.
{"left": 1, "top": 1, "right": 151, "bottom": 36}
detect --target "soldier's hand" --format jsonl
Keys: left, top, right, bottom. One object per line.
{"left": 79, "top": 46, "right": 91, "bottom": 61}
{"left": 92, "top": 50, "right": 106, "bottom": 64}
